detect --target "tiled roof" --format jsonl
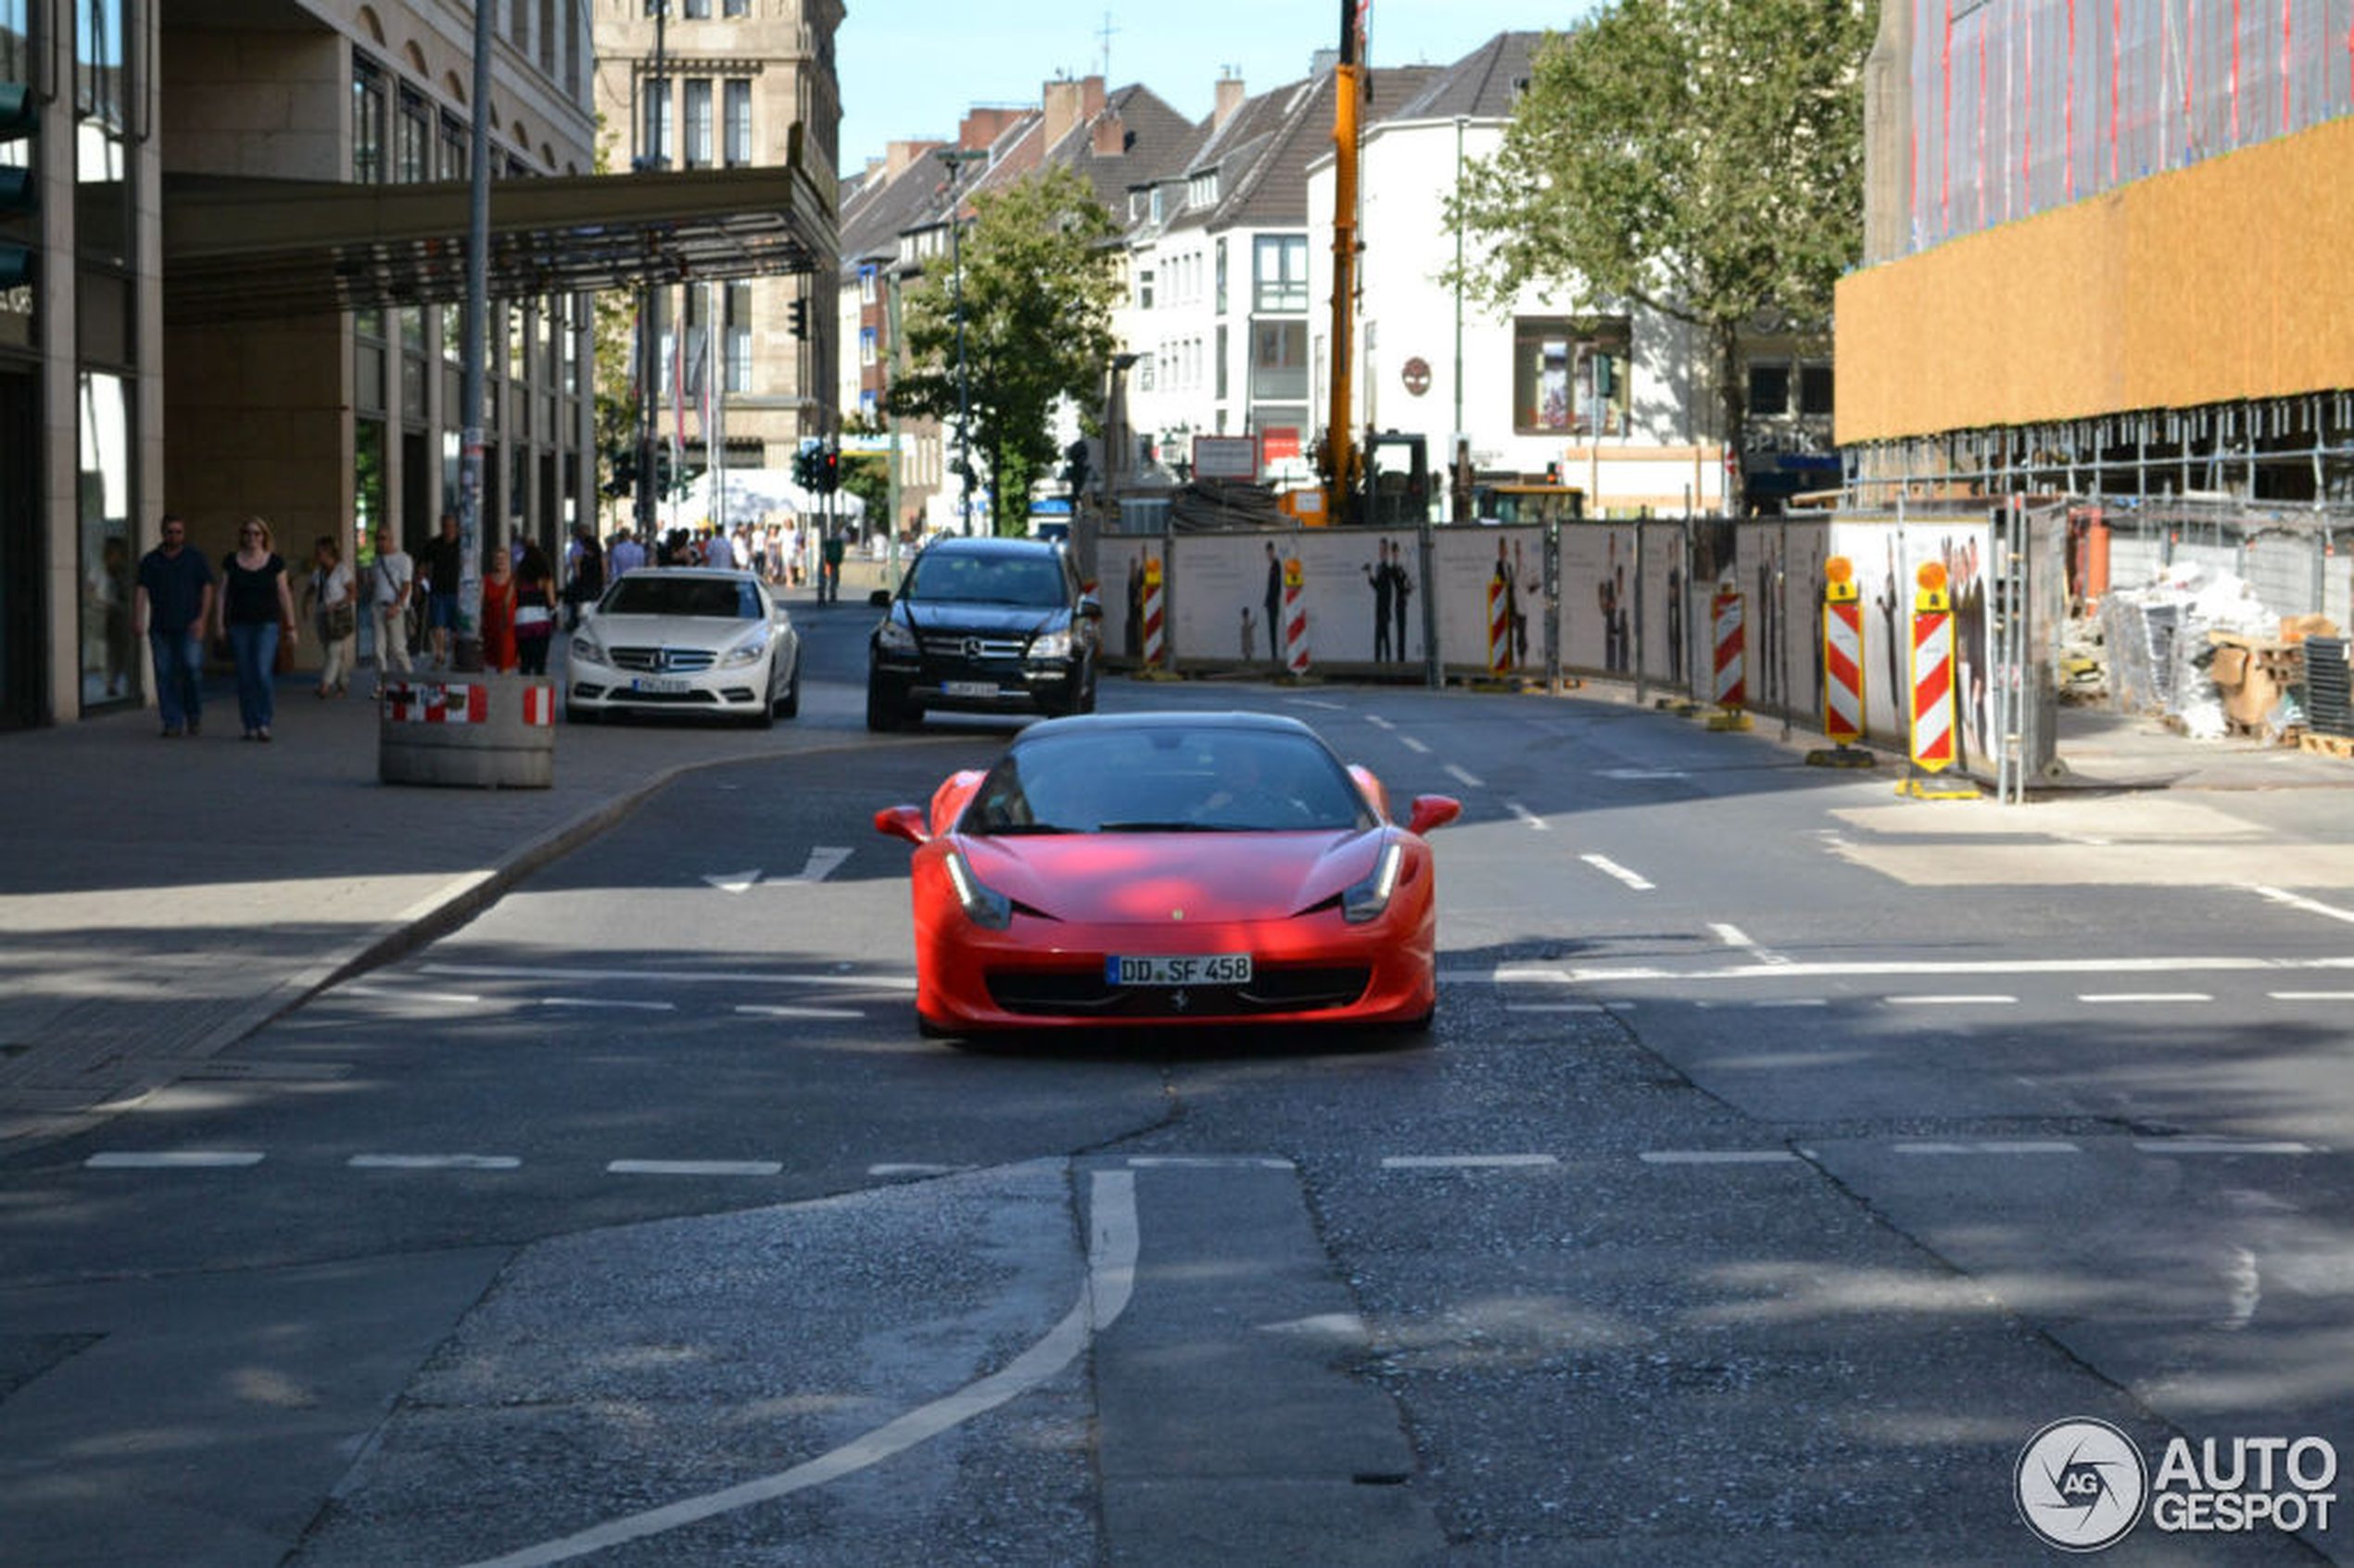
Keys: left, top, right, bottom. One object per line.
{"left": 836, "top": 149, "right": 951, "bottom": 279}
{"left": 1185, "top": 64, "right": 1441, "bottom": 233}
{"left": 1389, "top": 32, "right": 1550, "bottom": 122}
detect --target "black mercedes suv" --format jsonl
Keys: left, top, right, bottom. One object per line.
{"left": 866, "top": 537, "right": 1101, "bottom": 731}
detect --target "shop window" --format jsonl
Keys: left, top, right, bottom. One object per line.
{"left": 1800, "top": 363, "right": 1834, "bottom": 417}
{"left": 352, "top": 56, "right": 386, "bottom": 183}
{"left": 439, "top": 115, "right": 468, "bottom": 181}
{"left": 1249, "top": 319, "right": 1308, "bottom": 402}
{"left": 1748, "top": 361, "right": 1791, "bottom": 418}
{"left": 1512, "top": 317, "right": 1631, "bottom": 436}
{"left": 726, "top": 283, "right": 751, "bottom": 391}
{"left": 76, "top": 372, "right": 133, "bottom": 710}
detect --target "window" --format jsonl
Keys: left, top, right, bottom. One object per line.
{"left": 1800, "top": 363, "right": 1835, "bottom": 417}
{"left": 681, "top": 0, "right": 711, "bottom": 17}
{"left": 641, "top": 78, "right": 670, "bottom": 167}
{"left": 726, "top": 284, "right": 751, "bottom": 392}
{"left": 1215, "top": 238, "right": 1227, "bottom": 315}
{"left": 683, "top": 79, "right": 712, "bottom": 169}
{"left": 1249, "top": 321, "right": 1308, "bottom": 401}
{"left": 1747, "top": 361, "right": 1791, "bottom": 418}
{"left": 1148, "top": 187, "right": 1163, "bottom": 223}
{"left": 1252, "top": 235, "right": 1308, "bottom": 312}
{"left": 438, "top": 115, "right": 467, "bottom": 180}
{"left": 1138, "top": 269, "right": 1154, "bottom": 310}
{"left": 1216, "top": 324, "right": 1227, "bottom": 399}
{"left": 1512, "top": 317, "right": 1630, "bottom": 436}
{"left": 724, "top": 79, "right": 752, "bottom": 166}
{"left": 537, "top": 0, "right": 556, "bottom": 75}
{"left": 726, "top": 0, "right": 751, "bottom": 14}
{"left": 76, "top": 372, "right": 133, "bottom": 711}
{"left": 858, "top": 265, "right": 877, "bottom": 305}
{"left": 352, "top": 57, "right": 386, "bottom": 183}
{"left": 395, "top": 88, "right": 431, "bottom": 183}
{"left": 859, "top": 326, "right": 878, "bottom": 368}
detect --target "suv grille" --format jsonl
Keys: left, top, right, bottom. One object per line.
{"left": 611, "top": 647, "right": 716, "bottom": 673}
{"left": 920, "top": 634, "right": 1027, "bottom": 661}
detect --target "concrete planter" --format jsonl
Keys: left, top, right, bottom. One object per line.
{"left": 377, "top": 673, "right": 556, "bottom": 789}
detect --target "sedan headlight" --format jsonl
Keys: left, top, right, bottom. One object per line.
{"left": 1341, "top": 841, "right": 1405, "bottom": 925}
{"left": 943, "top": 849, "right": 1013, "bottom": 930}
{"left": 570, "top": 633, "right": 608, "bottom": 665}
{"left": 718, "top": 633, "right": 769, "bottom": 667}
{"left": 1029, "top": 630, "right": 1072, "bottom": 661}
{"left": 876, "top": 619, "right": 918, "bottom": 655}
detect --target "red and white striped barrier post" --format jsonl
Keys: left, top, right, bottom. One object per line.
{"left": 1807, "top": 555, "right": 1873, "bottom": 765}
{"left": 380, "top": 679, "right": 489, "bottom": 726}
{"left": 1140, "top": 555, "right": 1167, "bottom": 673}
{"left": 1706, "top": 585, "right": 1751, "bottom": 730}
{"left": 1282, "top": 556, "right": 1310, "bottom": 677}
{"left": 1486, "top": 577, "right": 1511, "bottom": 676}
{"left": 1900, "top": 561, "right": 1975, "bottom": 799}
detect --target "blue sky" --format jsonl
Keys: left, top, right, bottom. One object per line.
{"left": 838, "top": 3, "right": 1598, "bottom": 170}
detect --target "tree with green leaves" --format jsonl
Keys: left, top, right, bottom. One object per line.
{"left": 1449, "top": 0, "right": 1874, "bottom": 513}
{"left": 887, "top": 165, "right": 1124, "bottom": 535}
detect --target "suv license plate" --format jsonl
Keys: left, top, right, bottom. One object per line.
{"left": 943, "top": 680, "right": 999, "bottom": 699}
{"left": 630, "top": 677, "right": 690, "bottom": 693}
{"left": 1107, "top": 954, "right": 1252, "bottom": 987}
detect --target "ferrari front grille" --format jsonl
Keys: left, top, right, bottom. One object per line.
{"left": 984, "top": 966, "right": 1371, "bottom": 1018}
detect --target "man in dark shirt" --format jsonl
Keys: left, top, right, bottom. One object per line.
{"left": 1364, "top": 540, "right": 1395, "bottom": 661}
{"left": 133, "top": 512, "right": 216, "bottom": 737}
{"left": 420, "top": 512, "right": 462, "bottom": 666}
{"left": 1263, "top": 541, "right": 1283, "bottom": 662}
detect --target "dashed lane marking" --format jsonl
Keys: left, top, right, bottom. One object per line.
{"left": 1639, "top": 1150, "right": 1803, "bottom": 1166}
{"left": 1892, "top": 1141, "right": 2082, "bottom": 1156}
{"left": 2078, "top": 993, "right": 2214, "bottom": 1004}
{"left": 868, "top": 1163, "right": 967, "bottom": 1176}
{"left": 424, "top": 962, "right": 917, "bottom": 992}
{"left": 1382, "top": 1154, "right": 1560, "bottom": 1170}
{"left": 1506, "top": 801, "right": 1549, "bottom": 829}
{"left": 1127, "top": 1156, "right": 1298, "bottom": 1170}
{"left": 2270, "top": 992, "right": 2354, "bottom": 1001}
{"left": 1506, "top": 1002, "right": 1607, "bottom": 1014}
{"left": 350, "top": 1154, "right": 522, "bottom": 1170}
{"left": 1444, "top": 763, "right": 1486, "bottom": 790}
{"left": 1440, "top": 955, "right": 2354, "bottom": 985}
{"left": 735, "top": 1005, "right": 869, "bottom": 1020}
{"left": 1398, "top": 735, "right": 1432, "bottom": 754}
{"left": 605, "top": 1159, "right": 782, "bottom": 1177}
{"left": 340, "top": 984, "right": 484, "bottom": 1005}
{"left": 540, "top": 997, "right": 677, "bottom": 1012}
{"left": 84, "top": 1152, "right": 264, "bottom": 1170}
{"left": 2132, "top": 1139, "right": 2319, "bottom": 1157}
{"left": 1887, "top": 994, "right": 2019, "bottom": 1005}
{"left": 1580, "top": 854, "right": 1655, "bottom": 891}
{"left": 1366, "top": 714, "right": 1396, "bottom": 730}
{"left": 460, "top": 1169, "right": 1140, "bottom": 1568}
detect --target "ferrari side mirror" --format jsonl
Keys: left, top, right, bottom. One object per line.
{"left": 874, "top": 804, "right": 930, "bottom": 844}
{"left": 1406, "top": 795, "right": 1462, "bottom": 836}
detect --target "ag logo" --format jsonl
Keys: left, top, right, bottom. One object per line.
{"left": 2017, "top": 1418, "right": 2147, "bottom": 1551}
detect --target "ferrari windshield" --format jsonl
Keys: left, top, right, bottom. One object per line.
{"left": 963, "top": 727, "right": 1375, "bottom": 834}
{"left": 904, "top": 550, "right": 1069, "bottom": 608}
{"left": 601, "top": 576, "right": 764, "bottom": 619}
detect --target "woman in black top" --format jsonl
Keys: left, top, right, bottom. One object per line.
{"left": 213, "top": 515, "right": 298, "bottom": 740}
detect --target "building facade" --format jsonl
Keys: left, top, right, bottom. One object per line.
{"left": 592, "top": 0, "right": 841, "bottom": 489}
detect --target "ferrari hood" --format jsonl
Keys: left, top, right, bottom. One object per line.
{"left": 959, "top": 829, "right": 1384, "bottom": 923}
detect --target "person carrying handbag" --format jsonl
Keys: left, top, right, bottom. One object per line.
{"left": 304, "top": 535, "right": 359, "bottom": 696}
{"left": 514, "top": 541, "right": 558, "bottom": 675}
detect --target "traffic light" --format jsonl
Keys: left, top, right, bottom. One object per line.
{"left": 819, "top": 441, "right": 841, "bottom": 494}
{"left": 1061, "top": 437, "right": 1091, "bottom": 495}
{"left": 787, "top": 297, "right": 807, "bottom": 339}
{"left": 604, "top": 444, "right": 639, "bottom": 499}
{"left": 1543, "top": 461, "right": 1561, "bottom": 486}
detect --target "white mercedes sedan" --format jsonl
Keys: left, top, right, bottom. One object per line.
{"left": 565, "top": 568, "right": 801, "bottom": 727}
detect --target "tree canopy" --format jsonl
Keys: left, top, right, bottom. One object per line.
{"left": 1449, "top": 0, "right": 1874, "bottom": 512}
{"left": 888, "top": 165, "right": 1124, "bottom": 534}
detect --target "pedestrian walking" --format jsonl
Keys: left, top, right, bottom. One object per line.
{"left": 608, "top": 526, "right": 645, "bottom": 578}
{"left": 133, "top": 512, "right": 215, "bottom": 738}
{"left": 1364, "top": 539, "right": 1395, "bottom": 661}
{"left": 1262, "top": 541, "right": 1283, "bottom": 661}
{"left": 821, "top": 530, "right": 845, "bottom": 604}
{"left": 564, "top": 526, "right": 604, "bottom": 629}
{"left": 371, "top": 525, "right": 414, "bottom": 674}
{"left": 302, "top": 535, "right": 358, "bottom": 696}
{"left": 513, "top": 541, "right": 557, "bottom": 676}
{"left": 420, "top": 512, "right": 462, "bottom": 666}
{"left": 480, "top": 546, "right": 518, "bottom": 673}
{"left": 214, "top": 515, "right": 297, "bottom": 740}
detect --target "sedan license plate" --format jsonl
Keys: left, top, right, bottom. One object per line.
{"left": 1107, "top": 953, "right": 1253, "bottom": 987}
{"left": 630, "top": 677, "right": 690, "bottom": 693}
{"left": 943, "top": 680, "right": 999, "bottom": 699}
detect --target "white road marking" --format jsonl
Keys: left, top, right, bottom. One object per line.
{"left": 1285, "top": 696, "right": 1348, "bottom": 711}
{"left": 1506, "top": 801, "right": 1549, "bottom": 830}
{"left": 1126, "top": 1156, "right": 1297, "bottom": 1170}
{"left": 461, "top": 1169, "right": 1139, "bottom": 1568}
{"left": 1707, "top": 922, "right": 1791, "bottom": 965}
{"left": 1639, "top": 1150, "right": 1802, "bottom": 1165}
{"left": 790, "top": 846, "right": 854, "bottom": 884}
{"left": 1398, "top": 735, "right": 1432, "bottom": 754}
{"left": 340, "top": 984, "right": 483, "bottom": 1005}
{"left": 2221, "top": 1246, "right": 2261, "bottom": 1332}
{"left": 424, "top": 962, "right": 917, "bottom": 992}
{"left": 2270, "top": 991, "right": 2354, "bottom": 1001}
{"left": 84, "top": 1152, "right": 263, "bottom": 1170}
{"left": 701, "top": 868, "right": 764, "bottom": 894}
{"left": 1507, "top": 1003, "right": 1607, "bottom": 1014}
{"left": 2079, "top": 993, "right": 2214, "bottom": 1004}
{"left": 1444, "top": 763, "right": 1486, "bottom": 790}
{"left": 735, "top": 1004, "right": 868, "bottom": 1020}
{"left": 1581, "top": 854, "right": 1655, "bottom": 891}
{"left": 1892, "top": 1141, "right": 2082, "bottom": 1156}
{"left": 2132, "top": 1139, "right": 2319, "bottom": 1157}
{"left": 1887, "top": 994, "right": 2018, "bottom": 1005}
{"left": 1382, "top": 1154, "right": 1560, "bottom": 1170}
{"left": 868, "top": 1163, "right": 967, "bottom": 1177}
{"left": 2249, "top": 884, "right": 2354, "bottom": 926}
{"left": 605, "top": 1159, "right": 782, "bottom": 1177}
{"left": 1366, "top": 714, "right": 1396, "bottom": 730}
{"left": 1752, "top": 998, "right": 1829, "bottom": 1009}
{"left": 1450, "top": 955, "right": 2354, "bottom": 987}
{"left": 1597, "top": 768, "right": 1690, "bottom": 780}
{"left": 349, "top": 1155, "right": 521, "bottom": 1170}
{"left": 540, "top": 997, "right": 677, "bottom": 1012}
{"left": 1478, "top": 967, "right": 1573, "bottom": 984}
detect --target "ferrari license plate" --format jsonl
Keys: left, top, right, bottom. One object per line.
{"left": 630, "top": 677, "right": 690, "bottom": 693}
{"left": 1107, "top": 953, "right": 1253, "bottom": 987}
{"left": 943, "top": 680, "right": 999, "bottom": 699}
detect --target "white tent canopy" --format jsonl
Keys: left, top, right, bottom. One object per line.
{"left": 668, "top": 466, "right": 866, "bottom": 530}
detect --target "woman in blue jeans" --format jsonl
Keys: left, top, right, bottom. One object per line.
{"left": 213, "top": 515, "right": 298, "bottom": 740}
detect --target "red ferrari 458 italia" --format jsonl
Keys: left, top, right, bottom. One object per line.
{"left": 873, "top": 711, "right": 1461, "bottom": 1036}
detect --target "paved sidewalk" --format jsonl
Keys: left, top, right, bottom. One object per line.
{"left": 2, "top": 639, "right": 2345, "bottom": 1154}
{"left": 0, "top": 658, "right": 880, "bottom": 1152}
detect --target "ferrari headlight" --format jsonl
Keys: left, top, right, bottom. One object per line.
{"left": 570, "top": 633, "right": 608, "bottom": 665}
{"left": 1029, "top": 630, "right": 1071, "bottom": 661}
{"left": 876, "top": 619, "right": 918, "bottom": 655}
{"left": 943, "top": 850, "right": 1013, "bottom": 930}
{"left": 719, "top": 632, "right": 768, "bottom": 667}
{"left": 1342, "top": 841, "right": 1404, "bottom": 925}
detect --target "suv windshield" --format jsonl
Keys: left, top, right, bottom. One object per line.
{"left": 905, "top": 550, "right": 1068, "bottom": 609}
{"left": 603, "top": 577, "right": 762, "bottom": 619}
{"left": 963, "top": 727, "right": 1373, "bottom": 835}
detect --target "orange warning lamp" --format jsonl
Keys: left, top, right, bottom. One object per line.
{"left": 1917, "top": 561, "right": 1948, "bottom": 594}
{"left": 1825, "top": 555, "right": 1854, "bottom": 586}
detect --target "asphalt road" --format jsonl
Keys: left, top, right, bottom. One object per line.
{"left": 3, "top": 603, "right": 2350, "bottom": 1566}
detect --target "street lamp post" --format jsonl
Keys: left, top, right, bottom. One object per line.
{"left": 935, "top": 148, "right": 987, "bottom": 535}
{"left": 634, "top": 1, "right": 669, "bottom": 550}
{"left": 451, "top": 0, "right": 495, "bottom": 670}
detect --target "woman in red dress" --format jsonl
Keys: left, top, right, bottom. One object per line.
{"left": 480, "top": 547, "right": 518, "bottom": 672}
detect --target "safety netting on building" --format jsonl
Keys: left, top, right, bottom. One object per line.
{"left": 1905, "top": 0, "right": 2354, "bottom": 254}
